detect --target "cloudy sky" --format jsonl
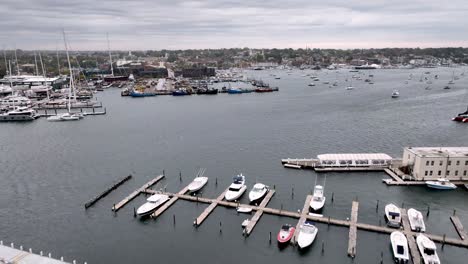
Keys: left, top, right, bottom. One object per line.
{"left": 1, "top": 0, "right": 467, "bottom": 50}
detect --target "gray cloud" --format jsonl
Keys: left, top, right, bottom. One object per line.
{"left": 0, "top": 0, "right": 467, "bottom": 50}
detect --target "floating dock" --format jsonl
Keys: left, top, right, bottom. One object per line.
{"left": 292, "top": 195, "right": 313, "bottom": 244}
{"left": 450, "top": 215, "right": 467, "bottom": 240}
{"left": 112, "top": 175, "right": 164, "bottom": 211}
{"left": 194, "top": 188, "right": 229, "bottom": 226}
{"left": 347, "top": 201, "right": 359, "bottom": 258}
{"left": 243, "top": 190, "right": 275, "bottom": 236}
{"left": 0, "top": 242, "right": 76, "bottom": 264}
{"left": 401, "top": 208, "right": 421, "bottom": 264}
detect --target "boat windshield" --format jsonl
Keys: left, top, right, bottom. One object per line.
{"left": 252, "top": 187, "right": 263, "bottom": 192}
{"left": 313, "top": 196, "right": 323, "bottom": 202}
{"left": 229, "top": 186, "right": 240, "bottom": 191}
{"left": 397, "top": 245, "right": 405, "bottom": 254}
{"left": 424, "top": 248, "right": 435, "bottom": 255}
{"left": 302, "top": 225, "right": 316, "bottom": 234}
{"left": 281, "top": 225, "right": 290, "bottom": 231}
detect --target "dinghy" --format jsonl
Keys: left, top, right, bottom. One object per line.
{"left": 277, "top": 224, "right": 295, "bottom": 244}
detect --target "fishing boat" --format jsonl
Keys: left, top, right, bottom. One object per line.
{"left": 248, "top": 183, "right": 268, "bottom": 204}
{"left": 236, "top": 206, "right": 253, "bottom": 214}
{"left": 392, "top": 90, "right": 400, "bottom": 98}
{"left": 187, "top": 176, "right": 209, "bottom": 193}
{"left": 385, "top": 203, "right": 401, "bottom": 228}
{"left": 255, "top": 87, "right": 274, "bottom": 93}
{"left": 426, "top": 178, "right": 457, "bottom": 190}
{"left": 0, "top": 106, "right": 37, "bottom": 121}
{"left": 408, "top": 208, "right": 426, "bottom": 232}
{"left": 416, "top": 234, "right": 440, "bottom": 264}
{"left": 390, "top": 231, "right": 409, "bottom": 263}
{"left": 136, "top": 193, "right": 170, "bottom": 216}
{"left": 309, "top": 185, "right": 326, "bottom": 212}
{"left": 277, "top": 224, "right": 295, "bottom": 244}
{"left": 225, "top": 174, "right": 247, "bottom": 201}
{"left": 296, "top": 221, "right": 318, "bottom": 249}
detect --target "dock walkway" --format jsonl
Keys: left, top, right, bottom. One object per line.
{"left": 401, "top": 208, "right": 421, "bottom": 264}
{"left": 347, "top": 201, "right": 359, "bottom": 257}
{"left": 194, "top": 188, "right": 229, "bottom": 226}
{"left": 244, "top": 190, "right": 276, "bottom": 236}
{"left": 0, "top": 243, "right": 71, "bottom": 264}
{"left": 292, "top": 195, "right": 313, "bottom": 243}
{"left": 450, "top": 215, "right": 467, "bottom": 240}
{"left": 112, "top": 175, "right": 164, "bottom": 211}
{"left": 151, "top": 185, "right": 190, "bottom": 218}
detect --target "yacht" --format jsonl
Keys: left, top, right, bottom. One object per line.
{"left": 0, "top": 95, "right": 32, "bottom": 108}
{"left": 225, "top": 174, "right": 247, "bottom": 201}
{"left": 0, "top": 107, "right": 37, "bottom": 121}
{"left": 426, "top": 178, "right": 457, "bottom": 190}
{"left": 408, "top": 208, "right": 426, "bottom": 232}
{"left": 310, "top": 185, "right": 326, "bottom": 212}
{"left": 296, "top": 221, "right": 318, "bottom": 249}
{"left": 390, "top": 231, "right": 409, "bottom": 263}
{"left": 385, "top": 203, "right": 401, "bottom": 228}
{"left": 248, "top": 183, "right": 268, "bottom": 204}
{"left": 416, "top": 234, "right": 440, "bottom": 264}
{"left": 47, "top": 112, "right": 81, "bottom": 121}
{"left": 392, "top": 90, "right": 400, "bottom": 98}
{"left": 136, "top": 193, "right": 170, "bottom": 216}
{"left": 277, "top": 224, "right": 295, "bottom": 244}
{"left": 187, "top": 176, "right": 209, "bottom": 193}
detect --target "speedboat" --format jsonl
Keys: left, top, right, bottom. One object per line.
{"left": 309, "top": 185, "right": 326, "bottom": 212}
{"left": 426, "top": 178, "right": 457, "bottom": 190}
{"left": 225, "top": 174, "right": 247, "bottom": 201}
{"left": 248, "top": 183, "right": 268, "bottom": 204}
{"left": 385, "top": 203, "right": 401, "bottom": 228}
{"left": 187, "top": 176, "right": 208, "bottom": 193}
{"left": 277, "top": 224, "right": 295, "bottom": 244}
{"left": 392, "top": 90, "right": 400, "bottom": 98}
{"left": 136, "top": 193, "right": 170, "bottom": 216}
{"left": 390, "top": 231, "right": 409, "bottom": 263}
{"left": 408, "top": 208, "right": 426, "bottom": 232}
{"left": 416, "top": 234, "right": 440, "bottom": 264}
{"left": 297, "top": 221, "right": 318, "bottom": 249}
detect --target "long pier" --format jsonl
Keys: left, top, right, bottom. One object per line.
{"left": 450, "top": 215, "right": 467, "bottom": 240}
{"left": 194, "top": 188, "right": 229, "bottom": 226}
{"left": 347, "top": 201, "right": 359, "bottom": 258}
{"left": 243, "top": 190, "right": 275, "bottom": 236}
{"left": 292, "top": 195, "right": 313, "bottom": 244}
{"left": 401, "top": 209, "right": 421, "bottom": 264}
{"left": 112, "top": 175, "right": 165, "bottom": 211}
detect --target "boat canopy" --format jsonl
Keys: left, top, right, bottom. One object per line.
{"left": 318, "top": 153, "right": 392, "bottom": 166}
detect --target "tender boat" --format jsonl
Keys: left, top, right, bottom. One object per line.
{"left": 0, "top": 107, "right": 37, "bottom": 121}
{"left": 187, "top": 176, "right": 209, "bottom": 193}
{"left": 236, "top": 207, "right": 253, "bottom": 214}
{"left": 277, "top": 224, "right": 295, "bottom": 244}
{"left": 248, "top": 183, "right": 268, "bottom": 204}
{"left": 309, "top": 185, "right": 326, "bottom": 212}
{"left": 425, "top": 178, "right": 457, "bottom": 190}
{"left": 392, "top": 90, "right": 400, "bottom": 98}
{"left": 408, "top": 208, "right": 426, "bottom": 232}
{"left": 225, "top": 174, "right": 247, "bottom": 201}
{"left": 136, "top": 193, "right": 170, "bottom": 216}
{"left": 416, "top": 234, "right": 440, "bottom": 264}
{"left": 297, "top": 221, "right": 318, "bottom": 249}
{"left": 390, "top": 231, "right": 409, "bottom": 263}
{"left": 385, "top": 203, "right": 401, "bottom": 228}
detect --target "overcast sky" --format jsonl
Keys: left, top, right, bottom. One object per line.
{"left": 1, "top": 0, "right": 467, "bottom": 50}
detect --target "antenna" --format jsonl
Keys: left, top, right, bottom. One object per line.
{"left": 56, "top": 47, "right": 61, "bottom": 75}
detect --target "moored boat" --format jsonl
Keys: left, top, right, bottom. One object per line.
{"left": 385, "top": 203, "right": 401, "bottom": 228}
{"left": 425, "top": 178, "right": 457, "bottom": 190}
{"left": 392, "top": 90, "right": 400, "bottom": 98}
{"left": 187, "top": 176, "right": 209, "bottom": 193}
{"left": 225, "top": 174, "right": 247, "bottom": 201}
{"left": 416, "top": 234, "right": 440, "bottom": 264}
{"left": 309, "top": 185, "right": 326, "bottom": 212}
{"left": 408, "top": 208, "right": 426, "bottom": 232}
{"left": 390, "top": 231, "right": 409, "bottom": 263}
{"left": 297, "top": 221, "right": 318, "bottom": 249}
{"left": 136, "top": 193, "right": 170, "bottom": 216}
{"left": 236, "top": 206, "right": 253, "bottom": 214}
{"left": 248, "top": 183, "right": 268, "bottom": 204}
{"left": 277, "top": 224, "right": 295, "bottom": 244}
{"left": 172, "top": 89, "right": 191, "bottom": 96}
{"left": 0, "top": 107, "right": 37, "bottom": 121}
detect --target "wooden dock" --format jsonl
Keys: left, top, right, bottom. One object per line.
{"left": 347, "top": 201, "right": 359, "bottom": 258}
{"left": 112, "top": 175, "right": 164, "bottom": 212}
{"left": 151, "top": 185, "right": 190, "bottom": 218}
{"left": 384, "top": 168, "right": 404, "bottom": 183}
{"left": 450, "top": 215, "right": 467, "bottom": 240}
{"left": 243, "top": 190, "right": 276, "bottom": 236}
{"left": 85, "top": 174, "right": 132, "bottom": 209}
{"left": 194, "top": 188, "right": 229, "bottom": 226}
{"left": 401, "top": 208, "right": 421, "bottom": 264}
{"left": 292, "top": 195, "right": 313, "bottom": 243}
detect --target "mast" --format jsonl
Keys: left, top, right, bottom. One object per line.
{"left": 107, "top": 33, "right": 114, "bottom": 76}
{"left": 63, "top": 29, "right": 74, "bottom": 113}
{"left": 38, "top": 52, "right": 50, "bottom": 101}
{"left": 34, "top": 51, "right": 39, "bottom": 76}
{"left": 2, "top": 49, "right": 8, "bottom": 77}
{"left": 14, "top": 47, "right": 19, "bottom": 75}
{"left": 8, "top": 60, "right": 13, "bottom": 87}
{"left": 56, "top": 48, "right": 61, "bottom": 75}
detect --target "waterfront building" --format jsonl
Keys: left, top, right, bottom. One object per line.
{"left": 402, "top": 147, "right": 468, "bottom": 180}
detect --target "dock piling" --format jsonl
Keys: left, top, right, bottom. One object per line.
{"left": 427, "top": 206, "right": 430, "bottom": 217}
{"left": 321, "top": 241, "right": 325, "bottom": 255}
{"left": 133, "top": 207, "right": 136, "bottom": 217}
{"left": 376, "top": 200, "right": 379, "bottom": 212}
{"left": 443, "top": 234, "right": 446, "bottom": 249}
{"left": 269, "top": 232, "right": 271, "bottom": 243}
{"left": 331, "top": 192, "right": 334, "bottom": 203}
{"left": 179, "top": 171, "right": 182, "bottom": 182}
{"left": 291, "top": 187, "right": 294, "bottom": 199}
{"left": 173, "top": 214, "right": 176, "bottom": 226}
{"left": 219, "top": 221, "right": 222, "bottom": 233}
{"left": 215, "top": 177, "right": 217, "bottom": 186}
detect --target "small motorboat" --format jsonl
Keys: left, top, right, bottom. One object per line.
{"left": 225, "top": 174, "right": 247, "bottom": 201}
{"left": 136, "top": 194, "right": 170, "bottom": 216}
{"left": 390, "top": 231, "right": 409, "bottom": 263}
{"left": 309, "top": 185, "right": 326, "bottom": 212}
{"left": 392, "top": 90, "right": 400, "bottom": 98}
{"left": 187, "top": 176, "right": 209, "bottom": 193}
{"left": 172, "top": 89, "right": 191, "bottom": 96}
{"left": 237, "top": 207, "right": 253, "bottom": 214}
{"left": 248, "top": 183, "right": 268, "bottom": 204}
{"left": 385, "top": 203, "right": 401, "bottom": 228}
{"left": 308, "top": 83, "right": 316, "bottom": 87}
{"left": 47, "top": 112, "right": 81, "bottom": 122}
{"left": 346, "top": 86, "right": 354, "bottom": 90}
{"left": 296, "top": 221, "right": 318, "bottom": 249}
{"left": 227, "top": 88, "right": 243, "bottom": 94}
{"left": 277, "top": 224, "right": 295, "bottom": 244}
{"left": 425, "top": 178, "right": 457, "bottom": 190}
{"left": 416, "top": 234, "right": 440, "bottom": 264}
{"left": 408, "top": 208, "right": 426, "bottom": 232}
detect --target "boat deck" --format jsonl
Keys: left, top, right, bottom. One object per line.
{"left": 244, "top": 190, "right": 276, "bottom": 236}
{"left": 112, "top": 175, "right": 164, "bottom": 211}
{"left": 347, "top": 201, "right": 359, "bottom": 258}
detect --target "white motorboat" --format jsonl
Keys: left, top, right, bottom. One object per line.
{"left": 248, "top": 183, "right": 268, "bottom": 204}
{"left": 309, "top": 185, "right": 326, "bottom": 212}
{"left": 385, "top": 203, "right": 401, "bottom": 228}
{"left": 136, "top": 193, "right": 170, "bottom": 216}
{"left": 390, "top": 231, "right": 409, "bottom": 263}
{"left": 47, "top": 112, "right": 81, "bottom": 122}
{"left": 308, "top": 83, "right": 316, "bottom": 87}
{"left": 346, "top": 86, "right": 354, "bottom": 90}
{"left": 297, "top": 220, "right": 318, "bottom": 249}
{"left": 416, "top": 234, "right": 440, "bottom": 264}
{"left": 408, "top": 208, "right": 426, "bottom": 232}
{"left": 236, "top": 207, "right": 253, "bottom": 214}
{"left": 426, "top": 178, "right": 457, "bottom": 190}
{"left": 187, "top": 176, "right": 208, "bottom": 193}
{"left": 225, "top": 174, "right": 247, "bottom": 201}
{"left": 0, "top": 107, "right": 37, "bottom": 121}
{"left": 392, "top": 90, "right": 400, "bottom": 98}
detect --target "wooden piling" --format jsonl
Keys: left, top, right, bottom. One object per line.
{"left": 85, "top": 175, "right": 132, "bottom": 209}
{"left": 244, "top": 190, "right": 276, "bottom": 236}
{"left": 112, "top": 175, "right": 164, "bottom": 212}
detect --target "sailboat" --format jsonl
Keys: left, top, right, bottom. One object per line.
{"left": 47, "top": 30, "right": 83, "bottom": 122}
{"left": 103, "top": 33, "right": 128, "bottom": 82}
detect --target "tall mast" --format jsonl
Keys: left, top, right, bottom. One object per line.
{"left": 63, "top": 29, "right": 74, "bottom": 113}
{"left": 2, "top": 49, "right": 8, "bottom": 76}
{"left": 107, "top": 33, "right": 114, "bottom": 76}
{"left": 56, "top": 48, "right": 61, "bottom": 75}
{"left": 8, "top": 60, "right": 13, "bottom": 87}
{"left": 38, "top": 52, "right": 50, "bottom": 100}
{"left": 14, "top": 46, "right": 19, "bottom": 75}
{"left": 34, "top": 51, "right": 39, "bottom": 76}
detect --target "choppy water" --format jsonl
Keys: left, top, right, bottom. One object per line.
{"left": 1, "top": 68, "right": 468, "bottom": 263}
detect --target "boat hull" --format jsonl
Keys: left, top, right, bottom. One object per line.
{"left": 425, "top": 181, "right": 457, "bottom": 190}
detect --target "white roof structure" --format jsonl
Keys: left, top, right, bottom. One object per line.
{"left": 406, "top": 147, "right": 468, "bottom": 158}
{"left": 317, "top": 153, "right": 392, "bottom": 161}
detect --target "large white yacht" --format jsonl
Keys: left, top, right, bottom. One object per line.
{"left": 225, "top": 174, "right": 247, "bottom": 201}
{"left": 0, "top": 107, "right": 37, "bottom": 121}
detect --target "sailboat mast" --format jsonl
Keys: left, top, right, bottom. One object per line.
{"left": 38, "top": 52, "right": 50, "bottom": 101}
{"left": 8, "top": 60, "right": 13, "bottom": 87}
{"left": 14, "top": 47, "right": 19, "bottom": 75}
{"left": 2, "top": 49, "right": 8, "bottom": 76}
{"left": 56, "top": 48, "right": 61, "bottom": 75}
{"left": 63, "top": 30, "right": 74, "bottom": 113}
{"left": 34, "top": 51, "right": 39, "bottom": 76}
{"left": 107, "top": 33, "right": 114, "bottom": 76}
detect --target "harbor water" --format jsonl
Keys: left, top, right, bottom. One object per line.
{"left": 1, "top": 68, "right": 468, "bottom": 263}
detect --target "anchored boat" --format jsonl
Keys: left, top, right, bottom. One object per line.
{"left": 248, "top": 183, "right": 268, "bottom": 204}
{"left": 416, "top": 234, "right": 440, "bottom": 264}
{"left": 187, "top": 176, "right": 208, "bottom": 193}
{"left": 136, "top": 194, "right": 170, "bottom": 216}
{"left": 310, "top": 185, "right": 326, "bottom": 212}
{"left": 277, "top": 224, "right": 295, "bottom": 244}
{"left": 426, "top": 178, "right": 457, "bottom": 190}
{"left": 225, "top": 174, "right": 247, "bottom": 201}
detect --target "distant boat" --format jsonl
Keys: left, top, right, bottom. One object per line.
{"left": 130, "top": 90, "right": 156, "bottom": 97}
{"left": 196, "top": 88, "right": 218, "bottom": 95}
{"left": 275, "top": 77, "right": 281, "bottom": 79}
{"left": 308, "top": 83, "right": 316, "bottom": 87}
{"left": 426, "top": 178, "right": 457, "bottom": 190}
{"left": 172, "top": 89, "right": 191, "bottom": 96}
{"left": 346, "top": 86, "right": 354, "bottom": 90}
{"left": 416, "top": 234, "right": 440, "bottom": 264}
{"left": 227, "top": 88, "right": 243, "bottom": 94}
{"left": 136, "top": 193, "right": 170, "bottom": 216}
{"left": 297, "top": 221, "right": 318, "bottom": 249}
{"left": 0, "top": 107, "right": 37, "bottom": 121}
{"left": 392, "top": 90, "right": 400, "bottom": 98}
{"left": 47, "top": 112, "right": 81, "bottom": 122}
{"left": 452, "top": 106, "right": 468, "bottom": 122}
{"left": 390, "top": 231, "right": 409, "bottom": 263}
{"left": 408, "top": 208, "right": 426, "bottom": 232}
{"left": 277, "top": 224, "right": 295, "bottom": 244}
{"left": 385, "top": 203, "right": 401, "bottom": 228}
{"left": 248, "top": 183, "right": 268, "bottom": 204}
{"left": 225, "top": 174, "right": 247, "bottom": 201}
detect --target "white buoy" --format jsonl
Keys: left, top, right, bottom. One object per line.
{"left": 61, "top": 257, "right": 64, "bottom": 261}
{"left": 73, "top": 260, "right": 76, "bottom": 264}
{"left": 20, "top": 245, "right": 23, "bottom": 250}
